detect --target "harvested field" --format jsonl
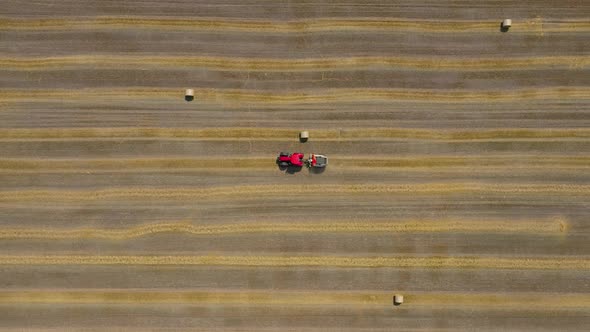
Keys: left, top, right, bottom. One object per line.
{"left": 0, "top": 0, "right": 589, "bottom": 331}
{"left": 0, "top": 218, "right": 566, "bottom": 240}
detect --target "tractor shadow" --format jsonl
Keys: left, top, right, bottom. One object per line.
{"left": 308, "top": 167, "right": 326, "bottom": 174}
{"left": 285, "top": 165, "right": 303, "bottom": 174}
{"left": 499, "top": 23, "right": 510, "bottom": 32}
{"left": 276, "top": 161, "right": 303, "bottom": 174}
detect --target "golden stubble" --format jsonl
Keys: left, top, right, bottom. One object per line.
{"left": 0, "top": 255, "right": 588, "bottom": 270}
{"left": 0, "top": 290, "right": 589, "bottom": 309}
{"left": 0, "top": 218, "right": 565, "bottom": 240}
{"left": 0, "top": 55, "right": 588, "bottom": 71}
{"left": 1, "top": 17, "right": 589, "bottom": 33}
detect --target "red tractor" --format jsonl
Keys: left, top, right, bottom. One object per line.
{"left": 277, "top": 152, "right": 328, "bottom": 168}
{"left": 276, "top": 152, "right": 304, "bottom": 167}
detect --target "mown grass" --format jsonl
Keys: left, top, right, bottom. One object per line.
{"left": 0, "top": 255, "right": 589, "bottom": 270}
{"left": 1, "top": 127, "right": 589, "bottom": 140}
{"left": 1, "top": 55, "right": 587, "bottom": 71}
{"left": 0, "top": 218, "right": 564, "bottom": 240}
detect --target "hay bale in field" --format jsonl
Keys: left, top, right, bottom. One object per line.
{"left": 185, "top": 89, "right": 194, "bottom": 102}
{"left": 299, "top": 131, "right": 309, "bottom": 142}
{"left": 501, "top": 19, "right": 512, "bottom": 32}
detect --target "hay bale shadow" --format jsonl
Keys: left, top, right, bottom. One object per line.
{"left": 500, "top": 23, "right": 510, "bottom": 32}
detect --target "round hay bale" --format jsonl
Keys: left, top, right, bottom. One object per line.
{"left": 185, "top": 89, "right": 194, "bottom": 101}
{"left": 299, "top": 131, "right": 309, "bottom": 142}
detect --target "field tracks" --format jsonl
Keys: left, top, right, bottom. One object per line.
{"left": 1, "top": 55, "right": 588, "bottom": 71}
{"left": 0, "top": 290, "right": 588, "bottom": 310}
{"left": 0, "top": 218, "right": 567, "bottom": 240}
{"left": 1, "top": 184, "right": 589, "bottom": 203}
{"left": 1, "top": 127, "right": 590, "bottom": 141}
{"left": 2, "top": 87, "right": 590, "bottom": 104}
{"left": 0, "top": 255, "right": 589, "bottom": 270}
{"left": 1, "top": 17, "right": 589, "bottom": 33}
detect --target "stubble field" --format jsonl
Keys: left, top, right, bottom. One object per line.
{"left": 1, "top": 0, "right": 589, "bottom": 330}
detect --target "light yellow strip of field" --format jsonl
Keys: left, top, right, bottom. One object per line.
{"left": 1, "top": 55, "right": 587, "bottom": 71}
{"left": 1, "top": 17, "right": 588, "bottom": 33}
{"left": 0, "top": 184, "right": 588, "bottom": 203}
{"left": 1, "top": 87, "right": 589, "bottom": 104}
{"left": 410, "top": 293, "right": 590, "bottom": 309}
{"left": 0, "top": 156, "right": 588, "bottom": 172}
{"left": 1, "top": 127, "right": 590, "bottom": 140}
{"left": 0, "top": 219, "right": 566, "bottom": 240}
{"left": 0, "top": 290, "right": 589, "bottom": 309}
{"left": 0, "top": 290, "right": 391, "bottom": 305}
{"left": 0, "top": 255, "right": 588, "bottom": 270}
